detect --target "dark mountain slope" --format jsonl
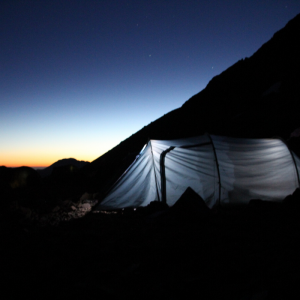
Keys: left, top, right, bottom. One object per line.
{"left": 181, "top": 13, "right": 300, "bottom": 137}
{"left": 83, "top": 13, "right": 300, "bottom": 193}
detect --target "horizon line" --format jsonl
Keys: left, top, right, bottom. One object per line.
{"left": 1, "top": 165, "right": 47, "bottom": 169}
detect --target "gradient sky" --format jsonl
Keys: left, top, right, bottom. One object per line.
{"left": 1, "top": 1, "right": 300, "bottom": 168}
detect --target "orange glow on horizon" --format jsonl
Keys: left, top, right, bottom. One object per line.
{"left": 2, "top": 157, "right": 93, "bottom": 169}
{"left": 1, "top": 144, "right": 108, "bottom": 169}
{"left": 1, "top": 155, "right": 93, "bottom": 169}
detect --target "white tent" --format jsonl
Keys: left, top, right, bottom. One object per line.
{"left": 97, "top": 134, "right": 300, "bottom": 210}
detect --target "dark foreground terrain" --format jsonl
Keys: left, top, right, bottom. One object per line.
{"left": 1, "top": 190, "right": 300, "bottom": 300}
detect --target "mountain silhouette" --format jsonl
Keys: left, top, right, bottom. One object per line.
{"left": 83, "top": 13, "right": 300, "bottom": 194}
{"left": 37, "top": 158, "right": 90, "bottom": 178}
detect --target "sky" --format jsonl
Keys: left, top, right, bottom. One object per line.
{"left": 1, "top": 0, "right": 300, "bottom": 168}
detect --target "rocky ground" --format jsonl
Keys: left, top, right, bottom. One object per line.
{"left": 1, "top": 190, "right": 300, "bottom": 300}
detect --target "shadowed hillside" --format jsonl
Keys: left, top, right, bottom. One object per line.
{"left": 83, "top": 14, "right": 300, "bottom": 194}
{"left": 0, "top": 159, "right": 90, "bottom": 210}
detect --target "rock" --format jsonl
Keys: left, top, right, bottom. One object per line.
{"left": 61, "top": 199, "right": 72, "bottom": 207}
{"left": 283, "top": 188, "right": 300, "bottom": 207}
{"left": 80, "top": 192, "right": 92, "bottom": 202}
{"left": 80, "top": 203, "right": 91, "bottom": 211}
{"left": 52, "top": 206, "right": 60, "bottom": 212}
{"left": 19, "top": 207, "right": 32, "bottom": 220}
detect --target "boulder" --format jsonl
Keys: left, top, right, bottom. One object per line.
{"left": 80, "top": 203, "right": 91, "bottom": 211}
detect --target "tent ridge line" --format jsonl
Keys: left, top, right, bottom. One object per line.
{"left": 206, "top": 133, "right": 222, "bottom": 207}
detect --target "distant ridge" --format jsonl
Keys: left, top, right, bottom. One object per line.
{"left": 83, "top": 13, "right": 300, "bottom": 193}
{"left": 38, "top": 158, "right": 90, "bottom": 178}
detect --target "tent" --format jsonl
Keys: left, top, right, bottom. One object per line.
{"left": 96, "top": 134, "right": 300, "bottom": 210}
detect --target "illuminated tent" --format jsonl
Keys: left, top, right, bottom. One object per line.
{"left": 96, "top": 135, "right": 300, "bottom": 210}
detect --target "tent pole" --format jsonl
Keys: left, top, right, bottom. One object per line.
{"left": 291, "top": 151, "right": 300, "bottom": 187}
{"left": 160, "top": 146, "right": 175, "bottom": 204}
{"left": 206, "top": 133, "right": 222, "bottom": 207}
{"left": 150, "top": 140, "right": 161, "bottom": 202}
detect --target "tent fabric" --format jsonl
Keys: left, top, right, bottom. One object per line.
{"left": 212, "top": 135, "right": 299, "bottom": 205}
{"left": 97, "top": 135, "right": 300, "bottom": 210}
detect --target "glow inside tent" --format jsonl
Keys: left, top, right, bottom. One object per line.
{"left": 97, "top": 135, "right": 300, "bottom": 210}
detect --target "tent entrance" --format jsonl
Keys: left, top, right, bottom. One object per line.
{"left": 159, "top": 142, "right": 220, "bottom": 204}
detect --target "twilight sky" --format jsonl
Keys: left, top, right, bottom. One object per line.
{"left": 1, "top": 1, "right": 300, "bottom": 168}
